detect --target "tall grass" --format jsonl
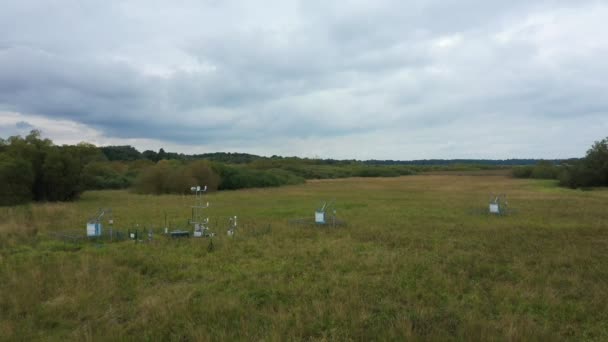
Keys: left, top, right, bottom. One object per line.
{"left": 1, "top": 175, "right": 607, "bottom": 340}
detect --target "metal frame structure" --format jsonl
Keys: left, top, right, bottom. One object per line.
{"left": 189, "top": 185, "right": 214, "bottom": 237}
{"left": 87, "top": 208, "right": 113, "bottom": 238}
{"left": 315, "top": 201, "right": 336, "bottom": 225}
{"left": 289, "top": 200, "right": 345, "bottom": 227}
{"left": 489, "top": 194, "right": 508, "bottom": 215}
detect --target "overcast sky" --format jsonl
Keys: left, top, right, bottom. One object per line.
{"left": 0, "top": 1, "right": 606, "bottom": 159}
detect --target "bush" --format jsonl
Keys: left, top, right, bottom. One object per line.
{"left": 558, "top": 164, "right": 602, "bottom": 189}
{"left": 82, "top": 162, "right": 132, "bottom": 190}
{"left": 132, "top": 161, "right": 171, "bottom": 194}
{"left": 244, "top": 159, "right": 415, "bottom": 180}
{"left": 353, "top": 166, "right": 401, "bottom": 178}
{"left": 133, "top": 160, "right": 221, "bottom": 194}
{"left": 213, "top": 164, "right": 304, "bottom": 190}
{"left": 186, "top": 160, "right": 221, "bottom": 191}
{"left": 512, "top": 166, "right": 533, "bottom": 178}
{"left": 283, "top": 165, "right": 353, "bottom": 179}
{"left": 393, "top": 167, "right": 416, "bottom": 176}
{"left": 265, "top": 168, "right": 306, "bottom": 186}
{"left": 530, "top": 161, "right": 559, "bottom": 179}
{"left": 558, "top": 137, "right": 608, "bottom": 189}
{"left": 513, "top": 162, "right": 558, "bottom": 180}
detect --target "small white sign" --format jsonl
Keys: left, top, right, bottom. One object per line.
{"left": 87, "top": 223, "right": 101, "bottom": 237}
{"left": 489, "top": 203, "right": 500, "bottom": 214}
{"left": 315, "top": 211, "right": 325, "bottom": 224}
{"left": 86, "top": 223, "right": 95, "bottom": 236}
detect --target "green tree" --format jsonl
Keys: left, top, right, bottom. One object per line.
{"left": 82, "top": 161, "right": 131, "bottom": 189}
{"left": 559, "top": 137, "right": 608, "bottom": 188}
{"left": 584, "top": 137, "right": 608, "bottom": 185}
{"left": 158, "top": 148, "right": 167, "bottom": 160}
{"left": 100, "top": 145, "right": 142, "bottom": 161}
{"left": 0, "top": 154, "right": 34, "bottom": 205}
{"left": 4, "top": 130, "right": 53, "bottom": 200}
{"left": 66, "top": 142, "right": 107, "bottom": 167}
{"left": 142, "top": 150, "right": 159, "bottom": 162}
{"left": 41, "top": 147, "right": 82, "bottom": 201}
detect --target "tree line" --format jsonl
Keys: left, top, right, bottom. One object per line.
{"left": 0, "top": 131, "right": 310, "bottom": 204}
{"left": 2, "top": 131, "right": 606, "bottom": 206}
{"left": 512, "top": 137, "right": 608, "bottom": 188}
{"left": 0, "top": 131, "right": 104, "bottom": 205}
{"left": 101, "top": 145, "right": 575, "bottom": 166}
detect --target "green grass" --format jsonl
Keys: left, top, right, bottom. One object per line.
{"left": 1, "top": 175, "right": 608, "bottom": 341}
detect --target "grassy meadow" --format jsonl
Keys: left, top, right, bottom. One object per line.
{"left": 1, "top": 174, "right": 607, "bottom": 341}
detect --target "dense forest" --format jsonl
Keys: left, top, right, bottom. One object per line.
{"left": 1, "top": 131, "right": 604, "bottom": 206}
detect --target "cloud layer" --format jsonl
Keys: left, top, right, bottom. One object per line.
{"left": 1, "top": 0, "right": 607, "bottom": 159}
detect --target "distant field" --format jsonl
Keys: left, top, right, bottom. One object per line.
{"left": 1, "top": 175, "right": 607, "bottom": 341}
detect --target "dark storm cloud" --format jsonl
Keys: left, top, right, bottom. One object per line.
{"left": 0, "top": 0, "right": 606, "bottom": 158}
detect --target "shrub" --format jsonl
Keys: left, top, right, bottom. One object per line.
{"left": 558, "top": 164, "right": 602, "bottom": 189}
{"left": 513, "top": 162, "right": 558, "bottom": 180}
{"left": 82, "top": 162, "right": 132, "bottom": 190}
{"left": 512, "top": 166, "right": 533, "bottom": 178}
{"left": 558, "top": 137, "right": 608, "bottom": 188}
{"left": 530, "top": 161, "right": 559, "bottom": 179}
{"left": 186, "top": 160, "right": 221, "bottom": 191}
{"left": 213, "top": 164, "right": 304, "bottom": 190}
{"left": 353, "top": 166, "right": 401, "bottom": 178}
{"left": 133, "top": 160, "right": 221, "bottom": 194}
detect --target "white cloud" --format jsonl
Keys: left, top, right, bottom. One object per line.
{"left": 433, "top": 34, "right": 463, "bottom": 49}
{"left": 0, "top": 0, "right": 606, "bottom": 159}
